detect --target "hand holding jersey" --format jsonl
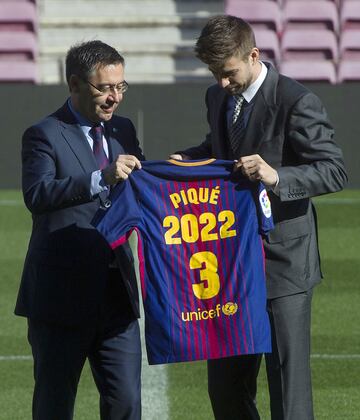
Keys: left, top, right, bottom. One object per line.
{"left": 170, "top": 153, "right": 279, "bottom": 188}
{"left": 102, "top": 154, "right": 142, "bottom": 184}
{"left": 234, "top": 154, "right": 279, "bottom": 187}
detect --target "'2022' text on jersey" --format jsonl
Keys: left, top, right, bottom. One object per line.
{"left": 94, "top": 159, "right": 273, "bottom": 364}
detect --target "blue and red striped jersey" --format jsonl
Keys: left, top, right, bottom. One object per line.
{"left": 94, "top": 159, "right": 273, "bottom": 365}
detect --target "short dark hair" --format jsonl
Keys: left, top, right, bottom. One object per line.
{"left": 65, "top": 40, "right": 125, "bottom": 84}
{"left": 195, "top": 15, "right": 256, "bottom": 71}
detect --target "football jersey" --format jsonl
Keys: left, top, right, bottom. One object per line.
{"left": 93, "top": 159, "right": 273, "bottom": 365}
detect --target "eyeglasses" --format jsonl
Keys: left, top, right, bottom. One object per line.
{"left": 85, "top": 79, "right": 129, "bottom": 95}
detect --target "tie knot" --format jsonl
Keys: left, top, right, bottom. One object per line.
{"left": 90, "top": 124, "right": 103, "bottom": 143}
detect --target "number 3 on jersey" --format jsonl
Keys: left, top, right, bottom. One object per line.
{"left": 190, "top": 251, "right": 220, "bottom": 300}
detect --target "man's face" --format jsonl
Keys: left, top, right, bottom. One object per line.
{"left": 71, "top": 63, "right": 125, "bottom": 123}
{"left": 210, "top": 50, "right": 260, "bottom": 96}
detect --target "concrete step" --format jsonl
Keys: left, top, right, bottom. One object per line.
{"left": 41, "top": 42, "right": 197, "bottom": 57}
{"left": 39, "top": 54, "right": 213, "bottom": 84}
{"left": 40, "top": 15, "right": 215, "bottom": 29}
{"left": 39, "top": 0, "right": 223, "bottom": 18}
{"left": 39, "top": 26, "right": 202, "bottom": 50}
{"left": 37, "top": 0, "right": 224, "bottom": 83}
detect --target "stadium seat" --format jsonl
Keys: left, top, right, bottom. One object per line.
{"left": 281, "top": 28, "right": 338, "bottom": 60}
{"left": 340, "top": 1, "right": 360, "bottom": 30}
{"left": 0, "top": 1, "right": 38, "bottom": 33}
{"left": 283, "top": 0, "right": 339, "bottom": 32}
{"left": 0, "top": 31, "right": 38, "bottom": 60}
{"left": 288, "top": 0, "right": 342, "bottom": 9}
{"left": 282, "top": 0, "right": 339, "bottom": 3}
{"left": 0, "top": 0, "right": 36, "bottom": 2}
{"left": 280, "top": 60, "right": 337, "bottom": 83}
{"left": 253, "top": 28, "right": 281, "bottom": 62}
{"left": 0, "top": 60, "right": 37, "bottom": 82}
{"left": 225, "top": 0, "right": 282, "bottom": 33}
{"left": 225, "top": 0, "right": 280, "bottom": 4}
{"left": 339, "top": 29, "right": 360, "bottom": 58}
{"left": 337, "top": 58, "right": 360, "bottom": 82}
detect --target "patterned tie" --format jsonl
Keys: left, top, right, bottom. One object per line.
{"left": 90, "top": 124, "right": 109, "bottom": 170}
{"left": 229, "top": 94, "right": 245, "bottom": 158}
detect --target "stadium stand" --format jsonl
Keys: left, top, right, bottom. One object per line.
{"left": 280, "top": 59, "right": 337, "bottom": 83}
{"left": 226, "top": 1, "right": 282, "bottom": 32}
{"left": 283, "top": 0, "right": 339, "bottom": 32}
{"left": 0, "top": 1, "right": 38, "bottom": 33}
{"left": 0, "top": 0, "right": 38, "bottom": 83}
{"left": 339, "top": 28, "right": 360, "bottom": 58}
{"left": 38, "top": 0, "right": 224, "bottom": 83}
{"left": 225, "top": 0, "right": 360, "bottom": 84}
{"left": 281, "top": 28, "right": 338, "bottom": 60}
{"left": 338, "top": 58, "right": 360, "bottom": 82}
{"left": 340, "top": 0, "right": 360, "bottom": 29}
{"left": 281, "top": 0, "right": 341, "bottom": 7}
{"left": 1, "top": 0, "right": 359, "bottom": 84}
{"left": 253, "top": 28, "right": 281, "bottom": 64}
{"left": 0, "top": 61, "right": 37, "bottom": 82}
{"left": 0, "top": 32, "right": 38, "bottom": 60}
{"left": 338, "top": 2, "right": 360, "bottom": 82}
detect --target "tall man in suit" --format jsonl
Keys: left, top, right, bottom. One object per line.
{"left": 15, "top": 40, "right": 145, "bottom": 420}
{"left": 171, "top": 15, "right": 347, "bottom": 420}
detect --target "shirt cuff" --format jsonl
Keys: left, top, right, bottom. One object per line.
{"left": 90, "top": 170, "right": 109, "bottom": 196}
{"left": 271, "top": 171, "right": 280, "bottom": 196}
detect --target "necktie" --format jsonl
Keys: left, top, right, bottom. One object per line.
{"left": 229, "top": 95, "right": 245, "bottom": 158}
{"left": 90, "top": 124, "right": 109, "bottom": 170}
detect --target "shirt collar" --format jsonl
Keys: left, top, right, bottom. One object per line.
{"left": 241, "top": 61, "right": 268, "bottom": 103}
{"left": 67, "top": 98, "right": 103, "bottom": 136}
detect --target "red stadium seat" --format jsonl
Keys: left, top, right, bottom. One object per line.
{"left": 337, "top": 58, "right": 360, "bottom": 82}
{"left": 287, "top": 0, "right": 342, "bottom": 9}
{"left": 282, "top": 0, "right": 339, "bottom": 4}
{"left": 0, "top": 60, "right": 37, "bottom": 82}
{"left": 0, "top": 31, "right": 38, "bottom": 60}
{"left": 281, "top": 28, "right": 338, "bottom": 60}
{"left": 340, "top": 1, "right": 360, "bottom": 30}
{"left": 225, "top": 0, "right": 280, "bottom": 5}
{"left": 253, "top": 28, "right": 281, "bottom": 62}
{"left": 0, "top": 0, "right": 36, "bottom": 2}
{"left": 226, "top": 0, "right": 282, "bottom": 33}
{"left": 0, "top": 1, "right": 38, "bottom": 33}
{"left": 339, "top": 29, "right": 360, "bottom": 59}
{"left": 280, "top": 60, "right": 337, "bottom": 83}
{"left": 283, "top": 0, "right": 339, "bottom": 32}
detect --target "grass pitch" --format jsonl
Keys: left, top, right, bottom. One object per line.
{"left": 0, "top": 189, "right": 359, "bottom": 419}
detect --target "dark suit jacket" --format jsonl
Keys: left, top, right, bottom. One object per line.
{"left": 179, "top": 64, "right": 348, "bottom": 298}
{"left": 15, "top": 102, "right": 145, "bottom": 325}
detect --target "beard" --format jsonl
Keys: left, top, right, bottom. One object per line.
{"left": 225, "top": 79, "right": 252, "bottom": 96}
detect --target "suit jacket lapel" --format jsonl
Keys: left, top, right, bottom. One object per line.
{"left": 213, "top": 88, "right": 230, "bottom": 159}
{"left": 57, "top": 104, "right": 125, "bottom": 170}
{"left": 104, "top": 121, "right": 125, "bottom": 162}
{"left": 240, "top": 64, "right": 279, "bottom": 156}
{"left": 56, "top": 102, "right": 98, "bottom": 173}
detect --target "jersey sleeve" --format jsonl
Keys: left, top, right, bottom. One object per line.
{"left": 92, "top": 178, "right": 141, "bottom": 249}
{"left": 255, "top": 183, "right": 274, "bottom": 236}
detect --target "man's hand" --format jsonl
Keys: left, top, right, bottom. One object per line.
{"left": 102, "top": 155, "right": 142, "bottom": 185}
{"left": 169, "top": 154, "right": 191, "bottom": 161}
{"left": 234, "top": 154, "right": 278, "bottom": 187}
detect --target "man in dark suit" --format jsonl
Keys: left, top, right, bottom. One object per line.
{"left": 15, "top": 40, "right": 145, "bottom": 420}
{"left": 171, "top": 15, "right": 347, "bottom": 420}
